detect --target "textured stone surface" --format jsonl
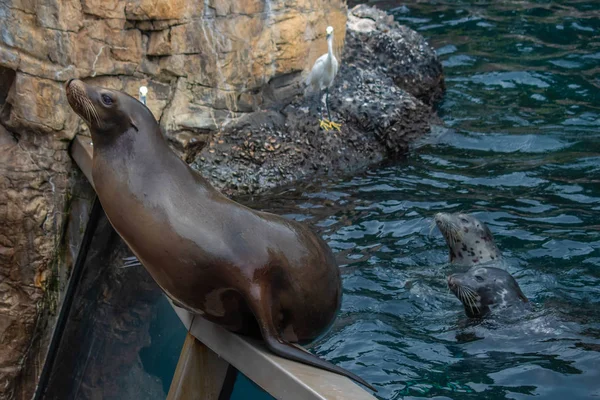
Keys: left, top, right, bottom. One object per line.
{"left": 0, "top": 0, "right": 444, "bottom": 397}
{"left": 347, "top": 5, "right": 445, "bottom": 106}
{"left": 0, "top": 125, "right": 75, "bottom": 398}
{"left": 194, "top": 5, "right": 444, "bottom": 196}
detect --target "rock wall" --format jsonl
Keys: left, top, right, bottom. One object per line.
{"left": 195, "top": 5, "right": 444, "bottom": 195}
{"left": 0, "top": 1, "right": 348, "bottom": 398}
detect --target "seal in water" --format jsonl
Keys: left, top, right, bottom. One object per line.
{"left": 447, "top": 266, "right": 528, "bottom": 318}
{"left": 65, "top": 79, "right": 375, "bottom": 391}
{"left": 434, "top": 212, "right": 502, "bottom": 266}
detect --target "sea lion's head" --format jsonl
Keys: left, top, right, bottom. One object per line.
{"left": 65, "top": 79, "right": 145, "bottom": 141}
{"left": 434, "top": 212, "right": 501, "bottom": 266}
{"left": 447, "top": 266, "right": 528, "bottom": 318}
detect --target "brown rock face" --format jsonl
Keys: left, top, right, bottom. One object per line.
{"left": 0, "top": 0, "right": 350, "bottom": 398}
{"left": 0, "top": 0, "right": 446, "bottom": 397}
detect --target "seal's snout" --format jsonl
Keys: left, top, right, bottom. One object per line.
{"left": 434, "top": 212, "right": 448, "bottom": 225}
{"left": 432, "top": 212, "right": 446, "bottom": 233}
{"left": 447, "top": 275, "right": 458, "bottom": 289}
{"left": 434, "top": 213, "right": 451, "bottom": 231}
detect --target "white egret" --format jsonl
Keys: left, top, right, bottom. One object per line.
{"left": 306, "top": 26, "right": 340, "bottom": 131}
{"left": 139, "top": 85, "right": 148, "bottom": 105}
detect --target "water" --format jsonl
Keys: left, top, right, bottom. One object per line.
{"left": 138, "top": 1, "right": 600, "bottom": 398}
{"left": 241, "top": 1, "right": 599, "bottom": 398}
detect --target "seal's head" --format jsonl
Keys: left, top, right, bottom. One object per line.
{"left": 434, "top": 212, "right": 501, "bottom": 266}
{"left": 447, "top": 266, "right": 528, "bottom": 318}
{"left": 65, "top": 79, "right": 146, "bottom": 141}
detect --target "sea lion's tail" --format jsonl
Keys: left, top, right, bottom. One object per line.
{"left": 262, "top": 332, "right": 377, "bottom": 392}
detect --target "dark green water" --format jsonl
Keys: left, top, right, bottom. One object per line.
{"left": 142, "top": 1, "right": 600, "bottom": 399}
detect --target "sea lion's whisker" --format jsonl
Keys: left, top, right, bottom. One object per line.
{"left": 72, "top": 90, "right": 90, "bottom": 123}
{"left": 70, "top": 87, "right": 99, "bottom": 127}
{"left": 462, "top": 286, "right": 477, "bottom": 301}
{"left": 82, "top": 96, "right": 101, "bottom": 127}
{"left": 449, "top": 222, "right": 463, "bottom": 243}
{"left": 82, "top": 99, "right": 92, "bottom": 123}
{"left": 88, "top": 97, "right": 100, "bottom": 124}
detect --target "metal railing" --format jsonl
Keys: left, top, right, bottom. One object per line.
{"left": 70, "top": 134, "right": 377, "bottom": 400}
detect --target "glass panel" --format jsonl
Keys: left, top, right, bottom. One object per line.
{"left": 44, "top": 213, "right": 177, "bottom": 399}
{"left": 229, "top": 372, "right": 275, "bottom": 400}
{"left": 43, "top": 210, "right": 273, "bottom": 400}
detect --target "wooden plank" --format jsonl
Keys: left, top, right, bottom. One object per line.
{"left": 167, "top": 333, "right": 231, "bottom": 400}
{"left": 172, "top": 305, "right": 377, "bottom": 400}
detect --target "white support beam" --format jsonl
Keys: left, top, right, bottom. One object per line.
{"left": 172, "top": 304, "right": 377, "bottom": 400}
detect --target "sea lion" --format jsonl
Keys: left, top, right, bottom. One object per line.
{"left": 447, "top": 266, "right": 528, "bottom": 318}
{"left": 65, "top": 79, "right": 375, "bottom": 391}
{"left": 434, "top": 212, "right": 502, "bottom": 266}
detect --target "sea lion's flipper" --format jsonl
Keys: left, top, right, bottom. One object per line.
{"left": 261, "top": 331, "right": 376, "bottom": 392}
{"left": 248, "top": 288, "right": 377, "bottom": 392}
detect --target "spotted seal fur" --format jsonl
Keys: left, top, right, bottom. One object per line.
{"left": 447, "top": 266, "right": 528, "bottom": 318}
{"left": 434, "top": 212, "right": 502, "bottom": 266}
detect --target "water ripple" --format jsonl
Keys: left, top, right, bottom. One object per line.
{"left": 257, "top": 1, "right": 600, "bottom": 398}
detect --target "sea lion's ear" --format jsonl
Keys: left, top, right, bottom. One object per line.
{"left": 129, "top": 116, "right": 139, "bottom": 132}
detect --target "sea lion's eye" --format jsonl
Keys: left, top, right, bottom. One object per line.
{"left": 101, "top": 94, "right": 113, "bottom": 106}
{"left": 461, "top": 218, "right": 469, "bottom": 224}
{"left": 475, "top": 275, "right": 484, "bottom": 282}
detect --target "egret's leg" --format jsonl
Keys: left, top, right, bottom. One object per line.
{"left": 318, "top": 90, "right": 332, "bottom": 130}
{"left": 325, "top": 88, "right": 342, "bottom": 131}
{"left": 318, "top": 91, "right": 323, "bottom": 117}
{"left": 326, "top": 88, "right": 332, "bottom": 121}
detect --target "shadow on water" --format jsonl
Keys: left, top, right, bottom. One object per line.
{"left": 46, "top": 1, "right": 599, "bottom": 399}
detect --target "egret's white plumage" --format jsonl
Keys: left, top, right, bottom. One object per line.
{"left": 139, "top": 86, "right": 148, "bottom": 105}
{"left": 306, "top": 26, "right": 339, "bottom": 93}
{"left": 305, "top": 26, "right": 341, "bottom": 131}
